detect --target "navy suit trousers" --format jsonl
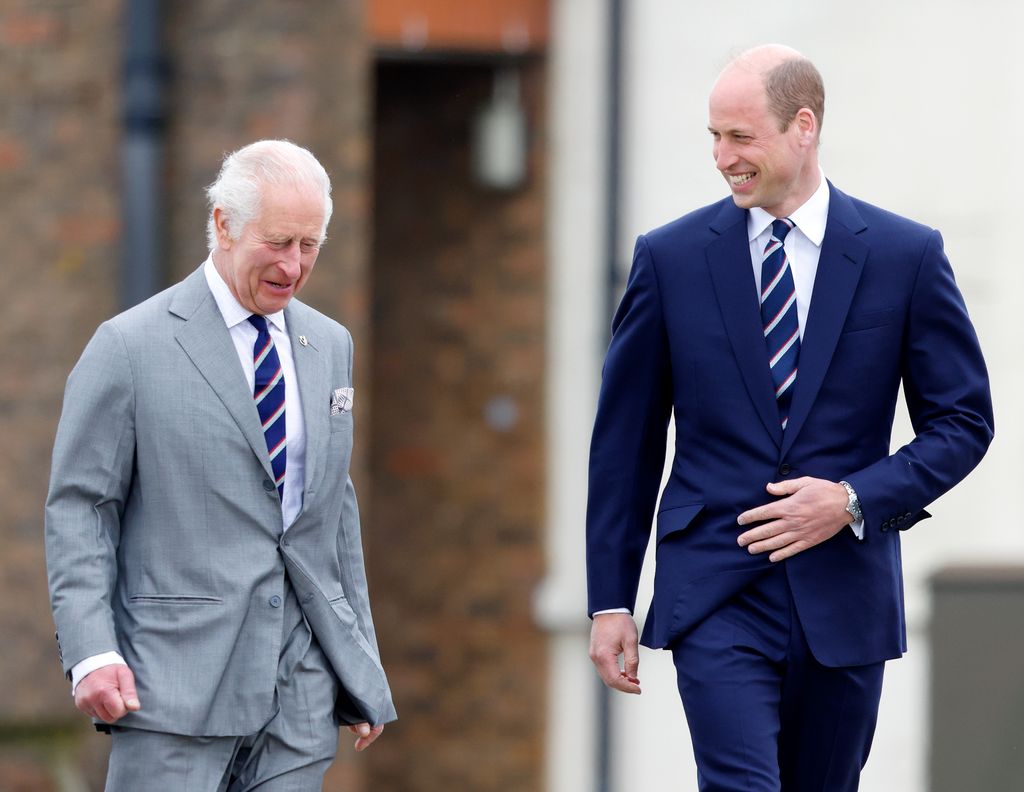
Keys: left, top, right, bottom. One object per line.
{"left": 671, "top": 566, "right": 885, "bottom": 792}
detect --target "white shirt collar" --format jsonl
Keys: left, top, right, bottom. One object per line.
{"left": 746, "top": 169, "right": 830, "bottom": 247}
{"left": 203, "top": 256, "right": 287, "bottom": 333}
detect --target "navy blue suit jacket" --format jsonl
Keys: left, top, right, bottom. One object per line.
{"left": 586, "top": 183, "right": 993, "bottom": 667}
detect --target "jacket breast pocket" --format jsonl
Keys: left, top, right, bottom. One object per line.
{"left": 842, "top": 308, "right": 896, "bottom": 334}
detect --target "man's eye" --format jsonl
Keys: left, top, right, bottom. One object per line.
{"left": 300, "top": 242, "right": 318, "bottom": 252}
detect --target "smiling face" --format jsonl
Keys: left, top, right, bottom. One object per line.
{"left": 708, "top": 63, "right": 820, "bottom": 218}
{"left": 212, "top": 184, "right": 325, "bottom": 315}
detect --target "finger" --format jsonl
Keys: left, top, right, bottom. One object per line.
{"left": 354, "top": 725, "right": 384, "bottom": 751}
{"left": 101, "top": 688, "right": 127, "bottom": 721}
{"left": 746, "top": 531, "right": 800, "bottom": 556}
{"left": 590, "top": 646, "right": 641, "bottom": 692}
{"left": 93, "top": 701, "right": 116, "bottom": 723}
{"left": 116, "top": 666, "right": 141, "bottom": 711}
{"left": 768, "top": 540, "right": 810, "bottom": 563}
{"left": 766, "top": 477, "right": 811, "bottom": 496}
{"left": 591, "top": 655, "right": 642, "bottom": 693}
{"left": 622, "top": 642, "right": 640, "bottom": 681}
{"left": 739, "top": 479, "right": 816, "bottom": 524}
{"left": 736, "top": 506, "right": 765, "bottom": 526}
{"left": 737, "top": 519, "right": 786, "bottom": 547}
{"left": 607, "top": 674, "right": 642, "bottom": 695}
{"left": 737, "top": 501, "right": 785, "bottom": 526}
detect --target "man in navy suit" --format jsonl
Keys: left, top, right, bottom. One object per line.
{"left": 586, "top": 45, "right": 993, "bottom": 791}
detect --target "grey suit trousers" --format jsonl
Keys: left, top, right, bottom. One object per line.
{"left": 105, "top": 579, "right": 341, "bottom": 791}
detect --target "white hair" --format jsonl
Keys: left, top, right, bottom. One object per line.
{"left": 205, "top": 139, "right": 333, "bottom": 250}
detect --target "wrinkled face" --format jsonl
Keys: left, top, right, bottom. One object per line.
{"left": 708, "top": 67, "right": 817, "bottom": 218}
{"left": 213, "top": 184, "right": 325, "bottom": 315}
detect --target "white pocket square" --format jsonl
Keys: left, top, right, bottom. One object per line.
{"left": 330, "top": 387, "right": 354, "bottom": 415}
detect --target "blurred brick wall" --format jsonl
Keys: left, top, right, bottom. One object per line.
{"left": 0, "top": 0, "right": 125, "bottom": 786}
{"left": 366, "top": 59, "right": 547, "bottom": 792}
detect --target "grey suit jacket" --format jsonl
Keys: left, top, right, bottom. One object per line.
{"left": 45, "top": 266, "right": 396, "bottom": 735}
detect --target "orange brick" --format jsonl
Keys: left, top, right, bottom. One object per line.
{"left": 1, "top": 11, "right": 61, "bottom": 46}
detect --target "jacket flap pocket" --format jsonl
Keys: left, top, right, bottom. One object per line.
{"left": 842, "top": 308, "right": 895, "bottom": 333}
{"left": 656, "top": 503, "right": 705, "bottom": 544}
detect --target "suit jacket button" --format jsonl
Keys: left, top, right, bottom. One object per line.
{"left": 905, "top": 511, "right": 913, "bottom": 520}
{"left": 779, "top": 463, "right": 792, "bottom": 476}
{"left": 269, "top": 595, "right": 282, "bottom": 608}
{"left": 881, "top": 521, "right": 889, "bottom": 532}
{"left": 262, "top": 479, "right": 275, "bottom": 492}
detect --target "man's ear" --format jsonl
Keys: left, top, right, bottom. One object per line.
{"left": 213, "top": 207, "right": 233, "bottom": 250}
{"left": 794, "top": 107, "right": 817, "bottom": 146}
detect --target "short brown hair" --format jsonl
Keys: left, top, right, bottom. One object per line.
{"left": 764, "top": 58, "right": 825, "bottom": 138}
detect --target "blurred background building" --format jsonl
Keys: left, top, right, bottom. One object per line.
{"left": 1, "top": 0, "right": 1020, "bottom": 790}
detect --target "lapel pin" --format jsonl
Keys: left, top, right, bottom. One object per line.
{"left": 299, "top": 335, "right": 308, "bottom": 347}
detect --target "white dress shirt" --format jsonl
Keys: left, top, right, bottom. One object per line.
{"left": 71, "top": 258, "right": 309, "bottom": 693}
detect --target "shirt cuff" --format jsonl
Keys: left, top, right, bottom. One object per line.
{"left": 593, "top": 608, "right": 631, "bottom": 616}
{"left": 849, "top": 518, "right": 865, "bottom": 540}
{"left": 71, "top": 652, "right": 127, "bottom": 696}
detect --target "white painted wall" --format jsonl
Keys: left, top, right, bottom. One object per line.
{"left": 538, "top": 1, "right": 609, "bottom": 791}
{"left": 544, "top": 1, "right": 1021, "bottom": 790}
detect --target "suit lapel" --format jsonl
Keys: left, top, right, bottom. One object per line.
{"left": 172, "top": 268, "right": 275, "bottom": 480}
{"left": 285, "top": 303, "right": 328, "bottom": 503}
{"left": 706, "top": 201, "right": 784, "bottom": 448}
{"left": 780, "top": 184, "right": 869, "bottom": 457}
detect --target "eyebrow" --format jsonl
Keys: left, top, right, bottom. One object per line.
{"left": 708, "top": 125, "right": 752, "bottom": 136}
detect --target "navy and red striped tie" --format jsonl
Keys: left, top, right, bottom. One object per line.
{"left": 760, "top": 218, "right": 800, "bottom": 429}
{"left": 248, "top": 315, "right": 286, "bottom": 499}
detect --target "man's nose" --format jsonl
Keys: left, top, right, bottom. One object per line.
{"left": 714, "top": 140, "right": 735, "bottom": 171}
{"left": 279, "top": 242, "right": 302, "bottom": 275}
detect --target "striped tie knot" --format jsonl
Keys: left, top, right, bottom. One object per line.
{"left": 772, "top": 217, "right": 794, "bottom": 243}
{"left": 248, "top": 315, "right": 287, "bottom": 500}
{"left": 760, "top": 217, "right": 799, "bottom": 430}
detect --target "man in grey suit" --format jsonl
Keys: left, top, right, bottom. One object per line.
{"left": 45, "top": 139, "right": 395, "bottom": 790}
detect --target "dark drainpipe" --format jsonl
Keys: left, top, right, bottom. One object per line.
{"left": 121, "top": 0, "right": 167, "bottom": 309}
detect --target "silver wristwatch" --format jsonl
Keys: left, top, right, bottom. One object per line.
{"left": 838, "top": 480, "right": 863, "bottom": 522}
